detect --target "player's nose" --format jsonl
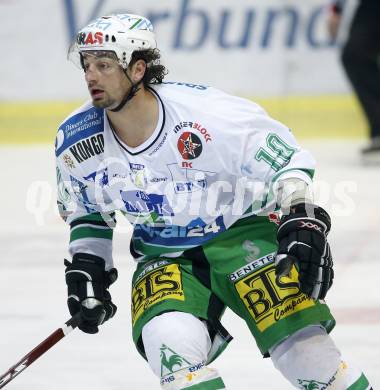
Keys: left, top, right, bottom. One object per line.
{"left": 85, "top": 64, "right": 100, "bottom": 84}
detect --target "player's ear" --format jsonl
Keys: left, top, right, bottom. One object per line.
{"left": 130, "top": 59, "right": 146, "bottom": 84}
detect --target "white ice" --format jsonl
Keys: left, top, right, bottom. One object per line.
{"left": 0, "top": 140, "right": 379, "bottom": 389}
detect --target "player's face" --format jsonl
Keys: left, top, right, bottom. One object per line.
{"left": 82, "top": 52, "right": 130, "bottom": 109}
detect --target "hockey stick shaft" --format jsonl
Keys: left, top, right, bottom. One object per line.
{"left": 0, "top": 313, "right": 81, "bottom": 388}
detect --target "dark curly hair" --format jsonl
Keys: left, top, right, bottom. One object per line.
{"left": 128, "top": 48, "right": 168, "bottom": 87}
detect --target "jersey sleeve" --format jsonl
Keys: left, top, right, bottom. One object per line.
{"left": 56, "top": 157, "right": 116, "bottom": 269}
{"left": 240, "top": 115, "right": 315, "bottom": 182}
{"left": 234, "top": 113, "right": 316, "bottom": 211}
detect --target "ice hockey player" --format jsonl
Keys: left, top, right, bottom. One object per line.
{"left": 56, "top": 13, "right": 372, "bottom": 389}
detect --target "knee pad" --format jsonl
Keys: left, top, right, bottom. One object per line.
{"left": 142, "top": 312, "right": 212, "bottom": 378}
{"left": 270, "top": 325, "right": 371, "bottom": 389}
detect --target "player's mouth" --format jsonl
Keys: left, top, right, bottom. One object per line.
{"left": 90, "top": 88, "right": 105, "bottom": 99}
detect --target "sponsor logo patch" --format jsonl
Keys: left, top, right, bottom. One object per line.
{"left": 229, "top": 252, "right": 274, "bottom": 282}
{"left": 135, "top": 260, "right": 170, "bottom": 282}
{"left": 242, "top": 240, "right": 261, "bottom": 263}
{"left": 297, "top": 365, "right": 341, "bottom": 389}
{"left": 56, "top": 167, "right": 71, "bottom": 203}
{"left": 69, "top": 134, "right": 104, "bottom": 163}
{"left": 298, "top": 221, "right": 323, "bottom": 232}
{"left": 148, "top": 132, "right": 168, "bottom": 156}
{"left": 163, "top": 81, "right": 207, "bottom": 90}
{"left": 182, "top": 161, "right": 193, "bottom": 168}
{"left": 160, "top": 344, "right": 191, "bottom": 377}
{"left": 150, "top": 177, "right": 168, "bottom": 183}
{"left": 233, "top": 263, "right": 315, "bottom": 332}
{"left": 136, "top": 219, "right": 223, "bottom": 240}
{"left": 83, "top": 167, "right": 109, "bottom": 187}
{"left": 268, "top": 212, "right": 281, "bottom": 225}
{"left": 62, "top": 153, "right": 76, "bottom": 169}
{"left": 70, "top": 176, "right": 97, "bottom": 213}
{"left": 173, "top": 121, "right": 212, "bottom": 143}
{"left": 174, "top": 179, "right": 207, "bottom": 193}
{"left": 55, "top": 129, "right": 65, "bottom": 151}
{"left": 129, "top": 163, "right": 148, "bottom": 189}
{"left": 120, "top": 190, "right": 174, "bottom": 217}
{"left": 131, "top": 263, "right": 185, "bottom": 325}
{"left": 63, "top": 111, "right": 101, "bottom": 139}
{"left": 76, "top": 31, "right": 104, "bottom": 46}
{"left": 297, "top": 377, "right": 336, "bottom": 390}
{"left": 167, "top": 163, "right": 213, "bottom": 193}
{"left": 177, "top": 132, "right": 202, "bottom": 160}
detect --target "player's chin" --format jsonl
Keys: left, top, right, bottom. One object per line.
{"left": 92, "top": 98, "right": 114, "bottom": 109}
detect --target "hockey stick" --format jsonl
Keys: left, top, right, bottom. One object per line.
{"left": 0, "top": 313, "right": 81, "bottom": 388}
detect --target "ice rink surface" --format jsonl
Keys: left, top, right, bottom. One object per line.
{"left": 0, "top": 140, "right": 379, "bottom": 389}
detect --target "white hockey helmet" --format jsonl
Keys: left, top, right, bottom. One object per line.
{"left": 68, "top": 14, "right": 157, "bottom": 69}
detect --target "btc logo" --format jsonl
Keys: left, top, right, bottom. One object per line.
{"left": 235, "top": 264, "right": 315, "bottom": 332}
{"left": 132, "top": 264, "right": 184, "bottom": 325}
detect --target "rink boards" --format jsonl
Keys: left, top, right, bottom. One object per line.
{"left": 0, "top": 94, "right": 367, "bottom": 145}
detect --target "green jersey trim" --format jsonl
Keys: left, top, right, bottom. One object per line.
{"left": 186, "top": 377, "right": 226, "bottom": 390}
{"left": 347, "top": 373, "right": 370, "bottom": 390}
{"left": 70, "top": 226, "right": 113, "bottom": 242}
{"left": 271, "top": 167, "right": 315, "bottom": 183}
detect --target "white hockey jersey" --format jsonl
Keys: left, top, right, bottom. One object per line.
{"left": 55, "top": 82, "right": 315, "bottom": 267}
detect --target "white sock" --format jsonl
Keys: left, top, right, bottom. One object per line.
{"left": 270, "top": 325, "right": 371, "bottom": 389}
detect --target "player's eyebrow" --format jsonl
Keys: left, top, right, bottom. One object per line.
{"left": 82, "top": 51, "right": 118, "bottom": 60}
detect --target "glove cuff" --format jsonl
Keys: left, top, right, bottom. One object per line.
{"left": 287, "top": 203, "right": 331, "bottom": 233}
{"left": 72, "top": 252, "right": 106, "bottom": 268}
{"left": 71, "top": 253, "right": 118, "bottom": 286}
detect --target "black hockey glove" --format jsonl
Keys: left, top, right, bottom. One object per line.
{"left": 64, "top": 253, "right": 118, "bottom": 334}
{"left": 275, "top": 203, "right": 334, "bottom": 300}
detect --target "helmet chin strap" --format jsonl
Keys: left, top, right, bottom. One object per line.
{"left": 109, "top": 70, "right": 141, "bottom": 112}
